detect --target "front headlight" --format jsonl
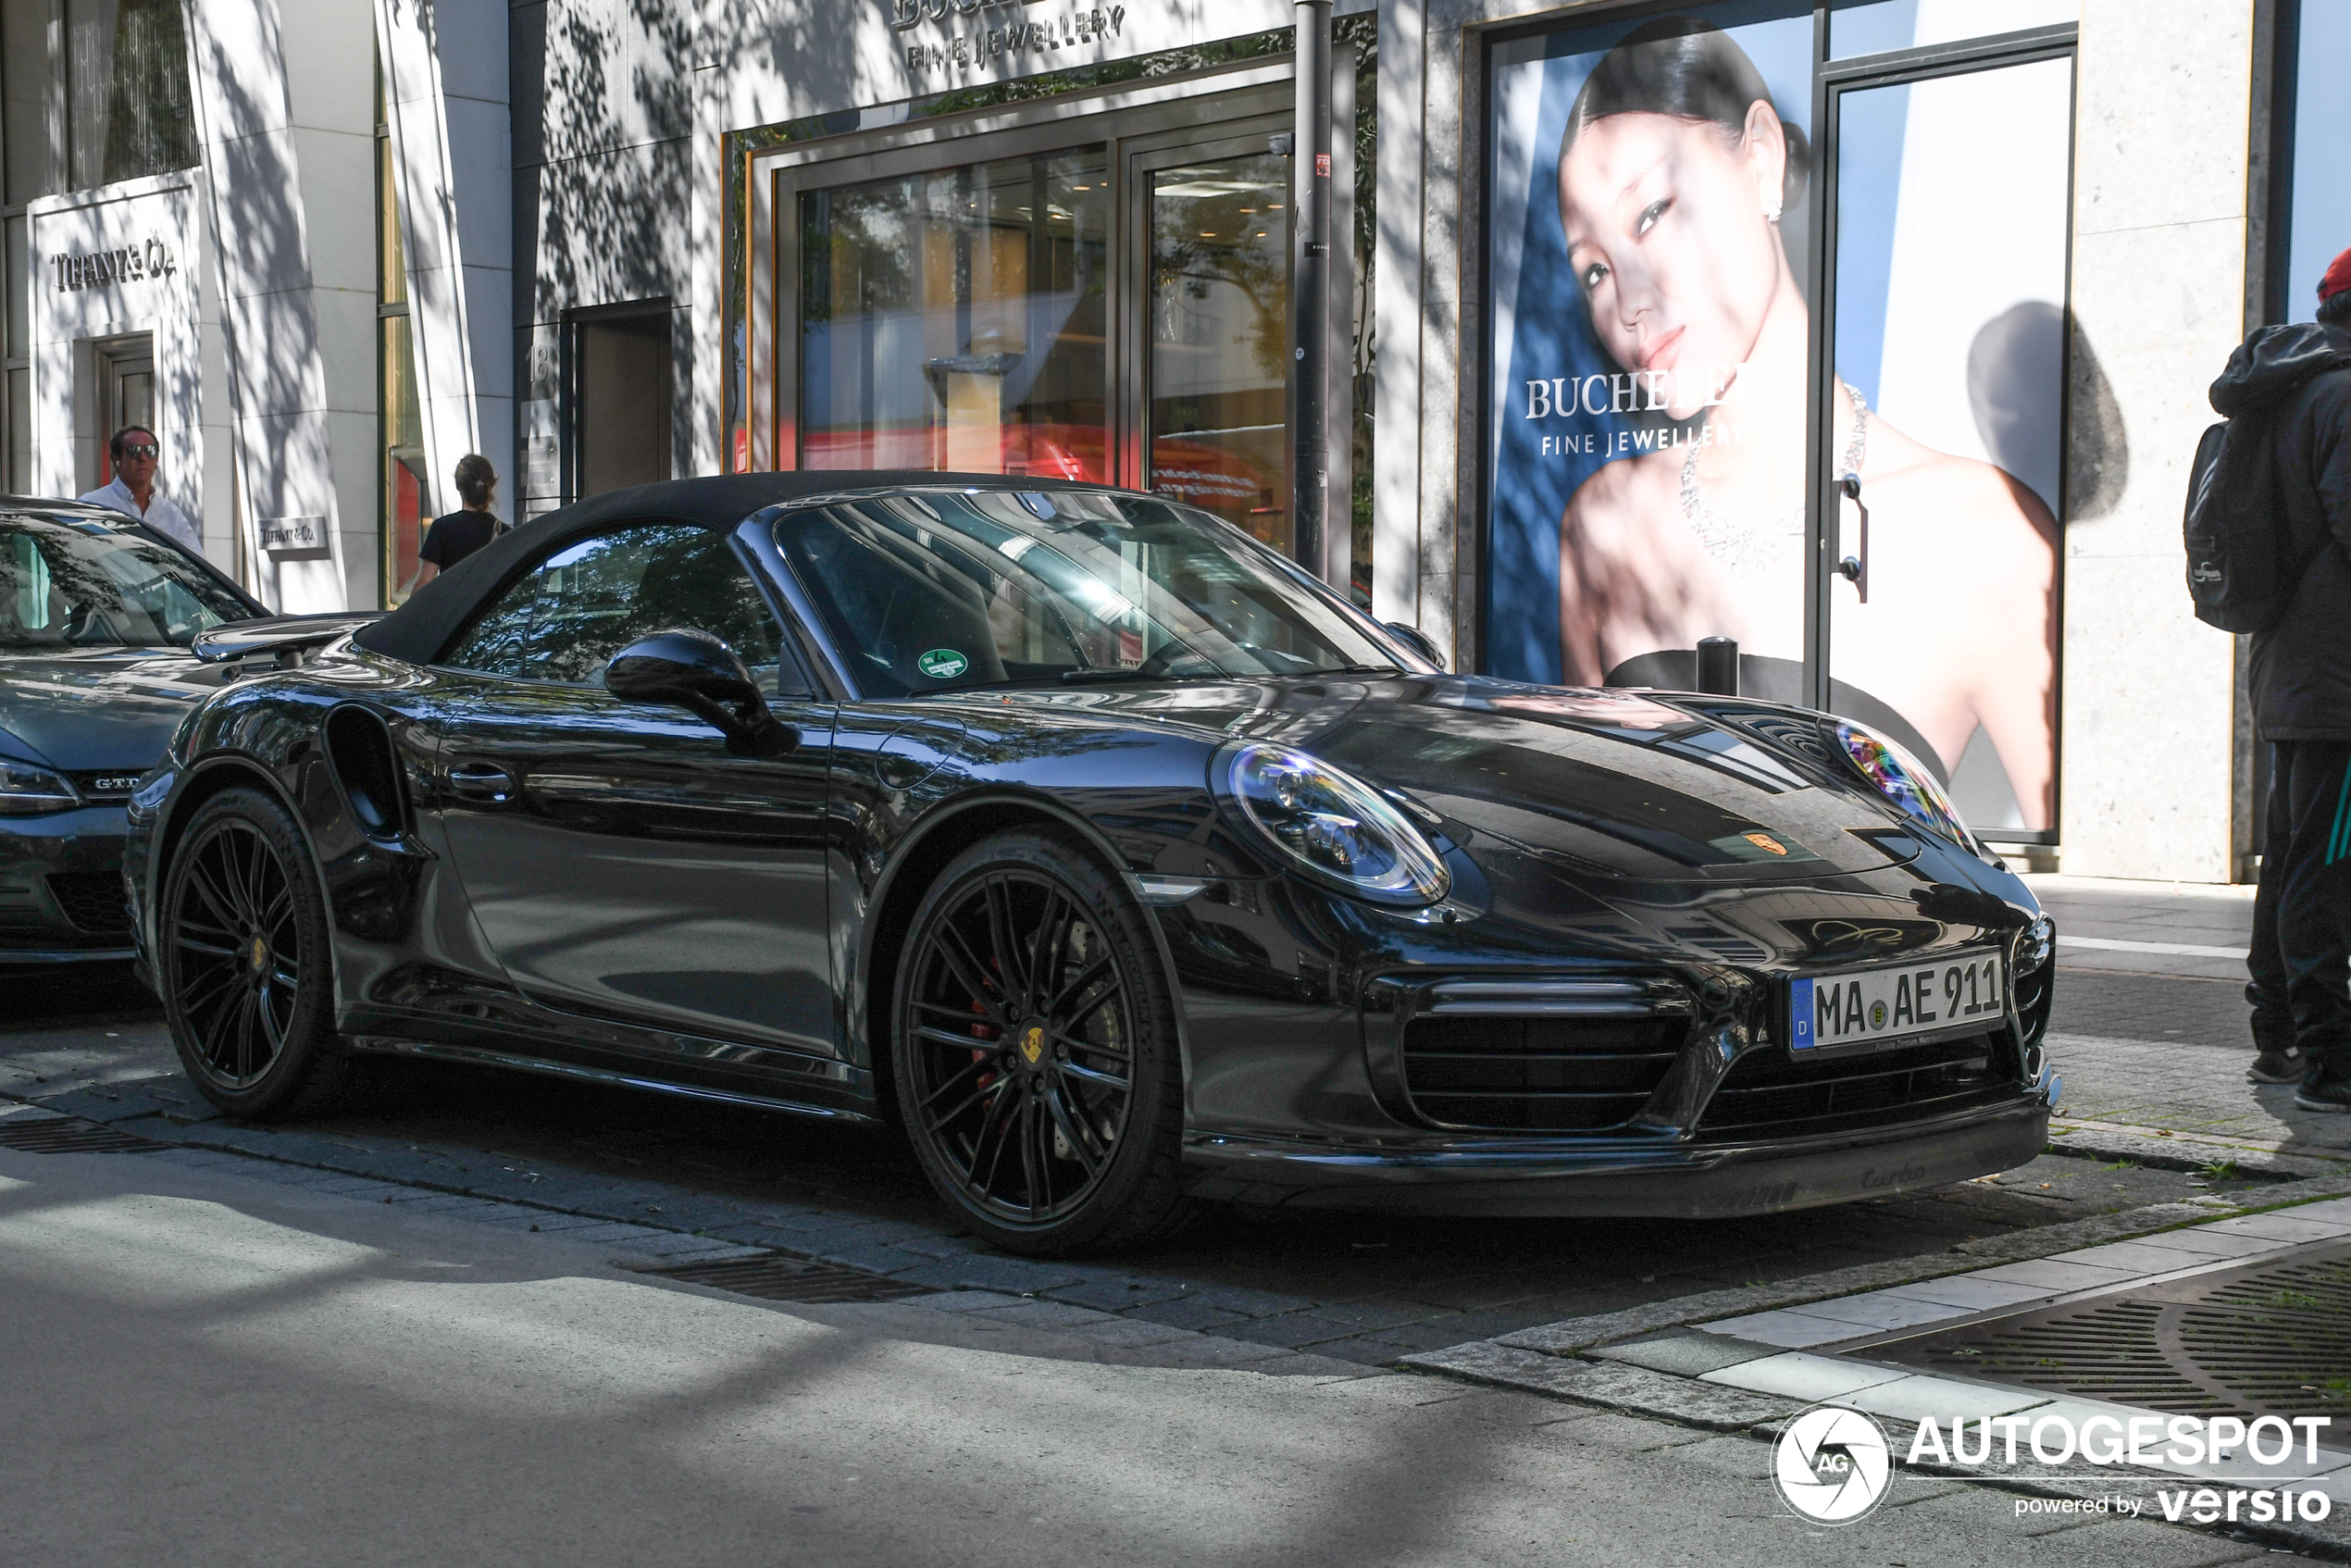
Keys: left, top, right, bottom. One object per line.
{"left": 1217, "top": 741, "right": 1449, "bottom": 906}
{"left": 1830, "top": 719, "right": 1971, "bottom": 845}
{"left": 0, "top": 760, "right": 81, "bottom": 815}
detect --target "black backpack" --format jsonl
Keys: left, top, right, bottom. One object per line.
{"left": 2183, "top": 408, "right": 2295, "bottom": 633}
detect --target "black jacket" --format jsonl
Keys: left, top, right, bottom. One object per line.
{"left": 2212, "top": 323, "right": 2351, "bottom": 740}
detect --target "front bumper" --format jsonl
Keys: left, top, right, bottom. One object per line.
{"left": 1180, "top": 1093, "right": 2050, "bottom": 1216}
{"left": 0, "top": 804, "right": 135, "bottom": 962}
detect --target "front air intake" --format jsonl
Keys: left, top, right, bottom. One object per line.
{"left": 1371, "top": 976, "right": 1696, "bottom": 1133}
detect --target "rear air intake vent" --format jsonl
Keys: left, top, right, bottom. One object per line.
{"left": 324, "top": 704, "right": 408, "bottom": 839}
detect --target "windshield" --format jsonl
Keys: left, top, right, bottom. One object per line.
{"left": 773, "top": 489, "right": 1407, "bottom": 696}
{"left": 0, "top": 515, "right": 255, "bottom": 650}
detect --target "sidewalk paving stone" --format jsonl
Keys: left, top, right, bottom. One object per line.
{"left": 1125, "top": 1298, "right": 1250, "bottom": 1334}
{"left": 1698, "top": 1350, "right": 1908, "bottom": 1402}
{"left": 1043, "top": 1278, "right": 1194, "bottom": 1312}
{"left": 963, "top": 1300, "right": 1116, "bottom": 1331}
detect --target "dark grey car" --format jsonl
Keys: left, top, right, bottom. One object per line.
{"left": 0, "top": 501, "right": 271, "bottom": 960}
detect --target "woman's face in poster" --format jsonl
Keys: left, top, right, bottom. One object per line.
{"left": 1556, "top": 100, "right": 1789, "bottom": 419}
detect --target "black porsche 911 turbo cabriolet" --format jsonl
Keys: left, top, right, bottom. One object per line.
{"left": 125, "top": 472, "right": 2058, "bottom": 1254}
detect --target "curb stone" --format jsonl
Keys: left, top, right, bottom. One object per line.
{"left": 2046, "top": 1123, "right": 2350, "bottom": 1181}
{"left": 1467, "top": 1178, "right": 2351, "bottom": 1358}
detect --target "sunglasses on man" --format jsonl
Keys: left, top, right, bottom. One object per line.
{"left": 119, "top": 442, "right": 159, "bottom": 460}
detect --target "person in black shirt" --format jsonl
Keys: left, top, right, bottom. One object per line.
{"left": 410, "top": 454, "right": 504, "bottom": 591}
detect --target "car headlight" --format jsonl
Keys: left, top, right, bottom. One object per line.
{"left": 0, "top": 760, "right": 81, "bottom": 815}
{"left": 1218, "top": 741, "right": 1449, "bottom": 906}
{"left": 1830, "top": 719, "right": 1971, "bottom": 845}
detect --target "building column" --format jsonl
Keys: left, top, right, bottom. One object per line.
{"left": 2058, "top": 0, "right": 2255, "bottom": 881}
{"left": 375, "top": 0, "right": 513, "bottom": 526}
{"left": 184, "top": 0, "right": 348, "bottom": 612}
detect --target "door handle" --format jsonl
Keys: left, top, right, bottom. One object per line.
{"left": 447, "top": 761, "right": 517, "bottom": 804}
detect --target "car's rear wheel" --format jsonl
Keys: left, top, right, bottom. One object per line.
{"left": 160, "top": 787, "right": 355, "bottom": 1119}
{"left": 893, "top": 829, "right": 1191, "bottom": 1255}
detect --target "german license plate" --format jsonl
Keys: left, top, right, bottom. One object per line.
{"left": 1789, "top": 950, "right": 2005, "bottom": 1053}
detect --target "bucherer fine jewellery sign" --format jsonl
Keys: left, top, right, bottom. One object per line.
{"left": 889, "top": 0, "right": 1129, "bottom": 76}
{"left": 51, "top": 238, "right": 179, "bottom": 292}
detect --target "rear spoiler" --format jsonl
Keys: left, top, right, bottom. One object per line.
{"left": 191, "top": 611, "right": 382, "bottom": 666}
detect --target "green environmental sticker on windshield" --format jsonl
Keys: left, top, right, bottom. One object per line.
{"left": 917, "top": 648, "right": 969, "bottom": 679}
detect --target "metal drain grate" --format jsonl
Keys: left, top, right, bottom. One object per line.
{"left": 0, "top": 1115, "right": 167, "bottom": 1154}
{"left": 1873, "top": 1240, "right": 2351, "bottom": 1420}
{"left": 645, "top": 1253, "right": 938, "bottom": 1304}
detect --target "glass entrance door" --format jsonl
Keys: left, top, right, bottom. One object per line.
{"left": 1139, "top": 148, "right": 1290, "bottom": 547}
{"left": 1823, "top": 54, "right": 2070, "bottom": 836}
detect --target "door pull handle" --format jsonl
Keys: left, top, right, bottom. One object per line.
{"left": 447, "top": 761, "right": 517, "bottom": 803}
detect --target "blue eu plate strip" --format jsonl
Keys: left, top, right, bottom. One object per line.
{"left": 1789, "top": 977, "right": 1815, "bottom": 1052}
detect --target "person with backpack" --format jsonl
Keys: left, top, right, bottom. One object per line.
{"left": 2191, "top": 246, "right": 2351, "bottom": 1110}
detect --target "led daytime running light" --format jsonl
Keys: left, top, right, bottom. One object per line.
{"left": 1832, "top": 720, "right": 1971, "bottom": 845}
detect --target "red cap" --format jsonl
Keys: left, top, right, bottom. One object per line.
{"left": 2324, "top": 246, "right": 2351, "bottom": 305}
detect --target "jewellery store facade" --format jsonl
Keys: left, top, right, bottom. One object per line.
{"left": 695, "top": 0, "right": 1376, "bottom": 604}
{"left": 1374, "top": 0, "right": 2348, "bottom": 884}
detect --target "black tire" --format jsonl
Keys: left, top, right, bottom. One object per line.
{"left": 892, "top": 828, "right": 1192, "bottom": 1255}
{"left": 159, "top": 786, "right": 358, "bottom": 1119}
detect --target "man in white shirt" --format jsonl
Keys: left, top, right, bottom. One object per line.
{"left": 78, "top": 424, "right": 201, "bottom": 554}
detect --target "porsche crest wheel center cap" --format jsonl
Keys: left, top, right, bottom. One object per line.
{"left": 1019, "top": 1024, "right": 1046, "bottom": 1066}
{"left": 246, "top": 934, "right": 269, "bottom": 973}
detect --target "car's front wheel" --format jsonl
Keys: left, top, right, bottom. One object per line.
{"left": 893, "top": 829, "right": 1191, "bottom": 1255}
{"left": 160, "top": 786, "right": 356, "bottom": 1119}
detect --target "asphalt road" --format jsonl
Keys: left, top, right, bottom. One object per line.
{"left": 0, "top": 961, "right": 2277, "bottom": 1363}
{"left": 4, "top": 924, "right": 2333, "bottom": 1565}
{"left": 0, "top": 1146, "right": 2273, "bottom": 1568}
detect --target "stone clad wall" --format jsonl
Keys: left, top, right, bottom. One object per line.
{"left": 2058, "top": 0, "right": 2252, "bottom": 881}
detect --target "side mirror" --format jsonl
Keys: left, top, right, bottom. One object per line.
{"left": 1384, "top": 621, "right": 1448, "bottom": 672}
{"left": 604, "top": 629, "right": 796, "bottom": 757}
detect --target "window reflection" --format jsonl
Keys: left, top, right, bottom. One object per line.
{"left": 442, "top": 524, "right": 783, "bottom": 687}
{"left": 65, "top": 0, "right": 198, "bottom": 191}
{"left": 1147, "top": 156, "right": 1291, "bottom": 546}
{"left": 0, "top": 516, "right": 249, "bottom": 647}
{"left": 801, "top": 150, "right": 1109, "bottom": 480}
{"left": 775, "top": 490, "right": 1396, "bottom": 698}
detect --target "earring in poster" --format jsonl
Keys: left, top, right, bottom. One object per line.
{"left": 1763, "top": 199, "right": 1782, "bottom": 223}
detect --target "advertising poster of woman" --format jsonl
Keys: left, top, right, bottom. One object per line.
{"left": 1486, "top": 6, "right": 2065, "bottom": 833}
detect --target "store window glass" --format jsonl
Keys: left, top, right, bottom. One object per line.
{"left": 801, "top": 148, "right": 1110, "bottom": 481}
{"left": 380, "top": 314, "right": 425, "bottom": 604}
{"left": 2284, "top": 0, "right": 2351, "bottom": 323}
{"left": 1145, "top": 155, "right": 1292, "bottom": 547}
{"left": 4, "top": 4, "right": 58, "bottom": 205}
{"left": 66, "top": 0, "right": 198, "bottom": 191}
{"left": 1828, "top": 0, "right": 2077, "bottom": 58}
{"left": 378, "top": 136, "right": 405, "bottom": 307}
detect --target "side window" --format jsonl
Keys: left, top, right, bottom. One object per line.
{"left": 441, "top": 522, "right": 791, "bottom": 688}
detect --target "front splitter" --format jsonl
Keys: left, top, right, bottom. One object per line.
{"left": 1181, "top": 1100, "right": 2049, "bottom": 1216}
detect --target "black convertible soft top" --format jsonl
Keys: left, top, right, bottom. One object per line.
{"left": 350, "top": 470, "right": 1110, "bottom": 666}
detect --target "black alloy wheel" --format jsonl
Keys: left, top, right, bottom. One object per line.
{"left": 160, "top": 787, "right": 355, "bottom": 1119}
{"left": 893, "top": 829, "right": 1189, "bottom": 1254}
